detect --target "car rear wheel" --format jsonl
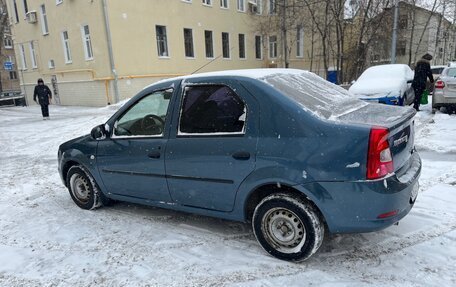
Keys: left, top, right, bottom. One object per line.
{"left": 66, "top": 165, "right": 104, "bottom": 210}
{"left": 252, "top": 193, "right": 324, "bottom": 262}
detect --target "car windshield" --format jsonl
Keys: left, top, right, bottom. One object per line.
{"left": 261, "top": 72, "right": 367, "bottom": 120}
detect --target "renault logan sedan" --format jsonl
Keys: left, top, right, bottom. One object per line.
{"left": 58, "top": 69, "right": 421, "bottom": 262}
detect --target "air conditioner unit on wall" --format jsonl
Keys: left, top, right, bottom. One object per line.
{"left": 26, "top": 11, "right": 37, "bottom": 24}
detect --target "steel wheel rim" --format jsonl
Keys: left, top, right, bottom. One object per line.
{"left": 70, "top": 173, "right": 91, "bottom": 204}
{"left": 262, "top": 207, "right": 306, "bottom": 254}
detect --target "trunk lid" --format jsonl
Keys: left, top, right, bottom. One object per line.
{"left": 335, "top": 103, "right": 416, "bottom": 173}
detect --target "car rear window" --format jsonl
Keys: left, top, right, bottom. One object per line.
{"left": 261, "top": 72, "right": 367, "bottom": 120}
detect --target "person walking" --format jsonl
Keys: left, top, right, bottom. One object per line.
{"left": 412, "top": 53, "right": 434, "bottom": 111}
{"left": 33, "top": 78, "right": 53, "bottom": 119}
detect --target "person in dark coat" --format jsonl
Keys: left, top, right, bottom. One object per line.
{"left": 412, "top": 53, "right": 434, "bottom": 111}
{"left": 33, "top": 78, "right": 53, "bottom": 119}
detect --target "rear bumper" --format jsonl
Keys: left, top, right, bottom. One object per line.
{"left": 433, "top": 92, "right": 456, "bottom": 106}
{"left": 299, "top": 152, "right": 421, "bottom": 233}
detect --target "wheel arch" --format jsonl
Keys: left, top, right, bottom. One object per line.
{"left": 244, "top": 183, "right": 326, "bottom": 227}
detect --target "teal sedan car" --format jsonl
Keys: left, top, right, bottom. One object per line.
{"left": 58, "top": 69, "right": 421, "bottom": 262}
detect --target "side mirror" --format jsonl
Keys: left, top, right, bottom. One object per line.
{"left": 91, "top": 124, "right": 108, "bottom": 140}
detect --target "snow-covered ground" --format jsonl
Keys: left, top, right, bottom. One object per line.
{"left": 0, "top": 101, "right": 455, "bottom": 287}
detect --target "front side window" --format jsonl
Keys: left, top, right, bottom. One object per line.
{"left": 114, "top": 90, "right": 172, "bottom": 137}
{"left": 156, "top": 25, "right": 169, "bottom": 57}
{"left": 222, "top": 32, "right": 230, "bottom": 58}
{"left": 183, "top": 28, "right": 194, "bottom": 58}
{"left": 81, "top": 25, "right": 94, "bottom": 60}
{"left": 179, "top": 85, "right": 246, "bottom": 134}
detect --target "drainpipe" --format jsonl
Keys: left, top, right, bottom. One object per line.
{"left": 102, "top": 0, "right": 120, "bottom": 104}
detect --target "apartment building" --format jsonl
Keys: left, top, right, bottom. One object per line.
{"left": 7, "top": 0, "right": 288, "bottom": 106}
{"left": 1, "top": 0, "right": 20, "bottom": 94}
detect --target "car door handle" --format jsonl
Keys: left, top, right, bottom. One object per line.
{"left": 232, "top": 151, "right": 250, "bottom": 160}
{"left": 148, "top": 151, "right": 161, "bottom": 159}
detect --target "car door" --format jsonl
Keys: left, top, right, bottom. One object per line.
{"left": 96, "top": 88, "right": 174, "bottom": 202}
{"left": 165, "top": 79, "right": 259, "bottom": 212}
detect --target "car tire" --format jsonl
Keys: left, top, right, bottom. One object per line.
{"left": 66, "top": 165, "right": 105, "bottom": 210}
{"left": 252, "top": 193, "right": 324, "bottom": 262}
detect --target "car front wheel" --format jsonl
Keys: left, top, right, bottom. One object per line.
{"left": 66, "top": 165, "right": 103, "bottom": 210}
{"left": 252, "top": 193, "right": 324, "bottom": 262}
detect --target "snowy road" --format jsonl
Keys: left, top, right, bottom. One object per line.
{"left": 0, "top": 103, "right": 455, "bottom": 286}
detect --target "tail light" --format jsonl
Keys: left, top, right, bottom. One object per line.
{"left": 435, "top": 80, "right": 445, "bottom": 89}
{"left": 367, "top": 127, "right": 394, "bottom": 180}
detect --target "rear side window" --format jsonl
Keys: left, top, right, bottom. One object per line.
{"left": 179, "top": 85, "right": 246, "bottom": 134}
{"left": 446, "top": 68, "right": 456, "bottom": 77}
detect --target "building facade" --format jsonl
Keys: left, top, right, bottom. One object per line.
{"left": 1, "top": 0, "right": 20, "bottom": 94}
{"left": 6, "top": 0, "right": 274, "bottom": 106}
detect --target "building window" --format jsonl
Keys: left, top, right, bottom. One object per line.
{"left": 29, "top": 41, "right": 37, "bottom": 68}
{"left": 296, "top": 26, "right": 304, "bottom": 57}
{"left": 397, "top": 40, "right": 406, "bottom": 56}
{"left": 19, "top": 44, "right": 27, "bottom": 70}
{"left": 48, "top": 59, "right": 55, "bottom": 69}
{"left": 23, "top": 0, "right": 28, "bottom": 15}
{"left": 40, "top": 5, "right": 49, "bottom": 35}
{"left": 4, "top": 37, "right": 12, "bottom": 49}
{"left": 61, "top": 31, "right": 72, "bottom": 63}
{"left": 156, "top": 25, "right": 169, "bottom": 57}
{"left": 252, "top": 0, "right": 262, "bottom": 14}
{"left": 9, "top": 71, "right": 18, "bottom": 80}
{"left": 202, "top": 0, "right": 212, "bottom": 5}
{"left": 204, "top": 30, "right": 214, "bottom": 58}
{"left": 183, "top": 28, "right": 194, "bottom": 58}
{"left": 220, "top": 0, "right": 228, "bottom": 8}
{"left": 13, "top": 0, "right": 19, "bottom": 22}
{"left": 237, "top": 0, "right": 245, "bottom": 12}
{"left": 269, "top": 35, "right": 277, "bottom": 58}
{"left": 269, "top": 0, "right": 276, "bottom": 15}
{"left": 255, "top": 35, "right": 262, "bottom": 59}
{"left": 56, "top": 0, "right": 63, "bottom": 5}
{"left": 238, "top": 34, "right": 246, "bottom": 59}
{"left": 399, "top": 18, "right": 407, "bottom": 30}
{"left": 81, "top": 25, "right": 94, "bottom": 60}
{"left": 222, "top": 32, "right": 230, "bottom": 59}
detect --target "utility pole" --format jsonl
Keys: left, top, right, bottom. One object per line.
{"left": 391, "top": 0, "right": 399, "bottom": 64}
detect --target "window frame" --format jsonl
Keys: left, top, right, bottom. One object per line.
{"left": 177, "top": 84, "right": 248, "bottom": 137}
{"left": 237, "top": 0, "right": 245, "bottom": 12}
{"left": 56, "top": 0, "right": 63, "bottom": 5}
{"left": 202, "top": 0, "right": 212, "bottom": 6}
{"left": 19, "top": 43, "right": 27, "bottom": 70}
{"left": 296, "top": 26, "right": 304, "bottom": 58}
{"left": 255, "top": 35, "right": 263, "bottom": 60}
{"left": 12, "top": 0, "right": 20, "bottom": 23}
{"left": 204, "top": 30, "right": 214, "bottom": 58}
{"left": 269, "top": 35, "right": 277, "bottom": 59}
{"left": 81, "top": 24, "right": 94, "bottom": 60}
{"left": 155, "top": 25, "right": 169, "bottom": 58}
{"left": 4, "top": 37, "right": 13, "bottom": 49}
{"left": 61, "top": 30, "right": 72, "bottom": 64}
{"left": 222, "top": 32, "right": 230, "bottom": 59}
{"left": 183, "top": 28, "right": 195, "bottom": 58}
{"left": 111, "top": 88, "right": 174, "bottom": 139}
{"left": 40, "top": 4, "right": 49, "bottom": 35}
{"left": 29, "top": 41, "right": 37, "bottom": 68}
{"left": 220, "top": 0, "right": 228, "bottom": 9}
{"left": 238, "top": 33, "right": 246, "bottom": 59}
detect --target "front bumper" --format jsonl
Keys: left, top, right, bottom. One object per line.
{"left": 300, "top": 152, "right": 421, "bottom": 233}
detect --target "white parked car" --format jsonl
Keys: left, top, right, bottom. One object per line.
{"left": 349, "top": 64, "right": 415, "bottom": 106}
{"left": 432, "top": 66, "right": 456, "bottom": 113}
